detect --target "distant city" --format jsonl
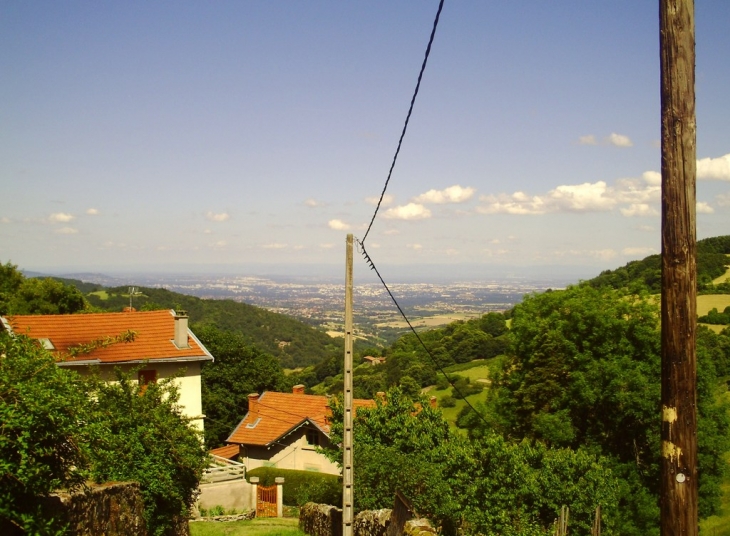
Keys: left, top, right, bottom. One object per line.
{"left": 57, "top": 271, "right": 572, "bottom": 342}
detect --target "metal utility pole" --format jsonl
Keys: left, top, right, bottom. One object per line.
{"left": 660, "top": 1, "right": 697, "bottom": 534}
{"left": 342, "top": 234, "right": 354, "bottom": 536}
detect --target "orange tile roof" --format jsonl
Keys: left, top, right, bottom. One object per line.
{"left": 210, "top": 444, "right": 241, "bottom": 459}
{"left": 3, "top": 309, "right": 212, "bottom": 364}
{"left": 227, "top": 391, "right": 376, "bottom": 447}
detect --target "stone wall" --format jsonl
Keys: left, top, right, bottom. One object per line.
{"left": 299, "top": 503, "right": 434, "bottom": 536}
{"left": 299, "top": 503, "right": 342, "bottom": 536}
{"left": 44, "top": 481, "right": 149, "bottom": 536}
{"left": 42, "top": 481, "right": 189, "bottom": 536}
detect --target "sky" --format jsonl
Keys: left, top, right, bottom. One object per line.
{"left": 1, "top": 1, "right": 729, "bottom": 281}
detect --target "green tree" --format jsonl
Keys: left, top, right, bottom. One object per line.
{"left": 86, "top": 371, "right": 208, "bottom": 536}
{"left": 481, "top": 285, "right": 730, "bottom": 535}
{"left": 6, "top": 277, "right": 88, "bottom": 315}
{"left": 0, "top": 261, "right": 25, "bottom": 315}
{"left": 194, "top": 324, "right": 289, "bottom": 448}
{"left": 0, "top": 333, "right": 90, "bottom": 534}
{"left": 325, "top": 388, "right": 619, "bottom": 536}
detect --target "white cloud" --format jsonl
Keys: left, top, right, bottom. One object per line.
{"left": 383, "top": 229, "right": 400, "bottom": 235}
{"left": 478, "top": 181, "right": 616, "bottom": 215}
{"left": 304, "top": 198, "right": 323, "bottom": 207}
{"left": 54, "top": 227, "right": 78, "bottom": 234}
{"left": 622, "top": 247, "right": 657, "bottom": 257}
{"left": 382, "top": 203, "right": 431, "bottom": 220}
{"left": 413, "top": 185, "right": 475, "bottom": 204}
{"left": 328, "top": 219, "right": 351, "bottom": 231}
{"left": 212, "top": 240, "right": 227, "bottom": 247}
{"left": 262, "top": 243, "right": 287, "bottom": 249}
{"left": 206, "top": 211, "right": 230, "bottom": 222}
{"left": 365, "top": 194, "right": 394, "bottom": 206}
{"left": 620, "top": 203, "right": 659, "bottom": 217}
{"left": 203, "top": 229, "right": 213, "bottom": 234}
{"left": 606, "top": 133, "right": 633, "bottom": 147}
{"left": 642, "top": 171, "right": 661, "bottom": 186}
{"left": 696, "top": 201, "right": 714, "bottom": 214}
{"left": 635, "top": 225, "right": 655, "bottom": 232}
{"left": 715, "top": 193, "right": 730, "bottom": 207}
{"left": 578, "top": 135, "right": 598, "bottom": 145}
{"left": 407, "top": 244, "right": 423, "bottom": 250}
{"left": 320, "top": 243, "right": 335, "bottom": 249}
{"left": 0, "top": 217, "right": 10, "bottom": 224}
{"left": 697, "top": 153, "right": 730, "bottom": 180}
{"left": 49, "top": 212, "right": 75, "bottom": 223}
{"left": 86, "top": 208, "right": 99, "bottom": 215}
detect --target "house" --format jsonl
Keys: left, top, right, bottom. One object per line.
{"left": 362, "top": 355, "right": 386, "bottom": 366}
{"left": 0, "top": 309, "right": 213, "bottom": 431}
{"left": 223, "top": 385, "right": 376, "bottom": 475}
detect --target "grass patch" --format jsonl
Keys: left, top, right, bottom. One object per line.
{"left": 190, "top": 517, "right": 304, "bottom": 536}
{"left": 88, "top": 290, "right": 110, "bottom": 300}
{"left": 444, "top": 359, "right": 488, "bottom": 373}
{"left": 697, "top": 295, "right": 730, "bottom": 317}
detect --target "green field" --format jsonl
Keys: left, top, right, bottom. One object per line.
{"left": 190, "top": 518, "right": 304, "bottom": 536}
{"left": 427, "top": 360, "right": 493, "bottom": 429}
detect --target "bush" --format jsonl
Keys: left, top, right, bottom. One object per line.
{"left": 247, "top": 467, "right": 342, "bottom": 506}
{"left": 0, "top": 334, "right": 91, "bottom": 534}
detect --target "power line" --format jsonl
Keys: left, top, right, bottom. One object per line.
{"left": 357, "top": 240, "right": 491, "bottom": 429}
{"left": 361, "top": 0, "right": 446, "bottom": 244}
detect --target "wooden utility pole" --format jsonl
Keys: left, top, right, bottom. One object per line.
{"left": 660, "top": 1, "right": 697, "bottom": 535}
{"left": 343, "top": 234, "right": 354, "bottom": 536}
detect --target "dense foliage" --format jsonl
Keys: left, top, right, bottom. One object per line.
{"left": 0, "top": 333, "right": 207, "bottom": 535}
{"left": 325, "top": 388, "right": 620, "bottom": 536}
{"left": 0, "top": 261, "right": 88, "bottom": 316}
{"left": 0, "top": 334, "right": 91, "bottom": 534}
{"left": 310, "top": 312, "right": 509, "bottom": 399}
{"left": 86, "top": 372, "right": 208, "bottom": 535}
{"left": 194, "top": 324, "right": 290, "bottom": 448}
{"left": 585, "top": 235, "right": 730, "bottom": 293}
{"left": 464, "top": 285, "right": 730, "bottom": 535}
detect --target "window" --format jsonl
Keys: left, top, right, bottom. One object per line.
{"left": 138, "top": 370, "right": 157, "bottom": 394}
{"left": 306, "top": 430, "right": 319, "bottom": 446}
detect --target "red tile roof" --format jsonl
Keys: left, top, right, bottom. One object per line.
{"left": 210, "top": 444, "right": 241, "bottom": 460}
{"left": 3, "top": 309, "right": 212, "bottom": 364}
{"left": 227, "top": 391, "right": 376, "bottom": 447}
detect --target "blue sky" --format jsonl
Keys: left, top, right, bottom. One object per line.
{"left": 1, "top": 1, "right": 729, "bottom": 280}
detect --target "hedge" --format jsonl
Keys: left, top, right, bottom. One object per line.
{"left": 246, "top": 467, "right": 342, "bottom": 507}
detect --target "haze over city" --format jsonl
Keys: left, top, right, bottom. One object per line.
{"left": 2, "top": 1, "right": 729, "bottom": 280}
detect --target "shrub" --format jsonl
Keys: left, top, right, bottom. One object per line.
{"left": 247, "top": 467, "right": 342, "bottom": 506}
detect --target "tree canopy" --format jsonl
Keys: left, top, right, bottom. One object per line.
{"left": 0, "top": 333, "right": 207, "bottom": 535}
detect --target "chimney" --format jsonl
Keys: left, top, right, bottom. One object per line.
{"left": 173, "top": 310, "right": 189, "bottom": 349}
{"left": 430, "top": 396, "right": 438, "bottom": 409}
{"left": 248, "top": 393, "right": 260, "bottom": 417}
{"left": 292, "top": 384, "right": 305, "bottom": 395}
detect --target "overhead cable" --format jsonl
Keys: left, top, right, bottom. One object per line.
{"left": 361, "top": 0, "right": 445, "bottom": 244}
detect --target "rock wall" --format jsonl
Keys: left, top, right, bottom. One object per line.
{"left": 353, "top": 509, "right": 391, "bottom": 536}
{"left": 299, "top": 503, "right": 433, "bottom": 536}
{"left": 43, "top": 481, "right": 149, "bottom": 536}
{"left": 299, "top": 503, "right": 342, "bottom": 536}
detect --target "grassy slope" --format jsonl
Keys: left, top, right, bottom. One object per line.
{"left": 700, "top": 386, "right": 730, "bottom": 535}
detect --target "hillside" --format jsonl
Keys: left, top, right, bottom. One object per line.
{"left": 585, "top": 235, "right": 730, "bottom": 292}
{"left": 57, "top": 280, "right": 341, "bottom": 368}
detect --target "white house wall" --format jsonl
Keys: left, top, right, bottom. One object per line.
{"left": 243, "top": 429, "right": 340, "bottom": 476}
{"left": 75, "top": 361, "right": 205, "bottom": 431}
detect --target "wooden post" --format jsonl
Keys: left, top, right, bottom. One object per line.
{"left": 343, "top": 234, "right": 354, "bottom": 536}
{"left": 660, "top": 1, "right": 697, "bottom": 535}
